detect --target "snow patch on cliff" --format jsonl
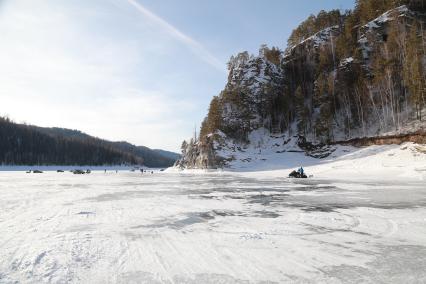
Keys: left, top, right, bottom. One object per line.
{"left": 359, "top": 5, "right": 412, "bottom": 59}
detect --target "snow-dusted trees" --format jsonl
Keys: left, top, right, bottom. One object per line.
{"left": 227, "top": 51, "right": 250, "bottom": 71}
{"left": 200, "top": 96, "right": 222, "bottom": 138}
{"left": 404, "top": 20, "right": 425, "bottom": 120}
{"left": 259, "top": 44, "right": 282, "bottom": 65}
{"left": 295, "top": 86, "right": 310, "bottom": 136}
{"left": 314, "top": 72, "right": 334, "bottom": 142}
{"left": 355, "top": 0, "right": 413, "bottom": 25}
{"left": 287, "top": 10, "right": 343, "bottom": 48}
{"left": 180, "top": 140, "right": 188, "bottom": 156}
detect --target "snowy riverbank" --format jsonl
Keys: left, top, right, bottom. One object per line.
{"left": 169, "top": 142, "right": 426, "bottom": 182}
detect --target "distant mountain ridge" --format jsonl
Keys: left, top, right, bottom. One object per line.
{"left": 153, "top": 149, "right": 181, "bottom": 161}
{"left": 0, "top": 117, "right": 179, "bottom": 167}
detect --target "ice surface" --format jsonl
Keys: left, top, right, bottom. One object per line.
{"left": 1, "top": 168, "right": 426, "bottom": 283}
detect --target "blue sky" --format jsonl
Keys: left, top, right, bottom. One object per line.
{"left": 0, "top": 0, "right": 354, "bottom": 151}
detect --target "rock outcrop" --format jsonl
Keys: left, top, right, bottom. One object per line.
{"left": 176, "top": 4, "right": 426, "bottom": 169}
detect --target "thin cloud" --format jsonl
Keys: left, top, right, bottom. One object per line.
{"left": 127, "top": 0, "right": 225, "bottom": 72}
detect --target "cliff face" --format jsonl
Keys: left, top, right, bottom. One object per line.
{"left": 174, "top": 133, "right": 227, "bottom": 169}
{"left": 176, "top": 5, "right": 426, "bottom": 169}
{"left": 211, "top": 48, "right": 285, "bottom": 142}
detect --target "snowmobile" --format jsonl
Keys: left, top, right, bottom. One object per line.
{"left": 288, "top": 170, "right": 307, "bottom": 178}
{"left": 33, "top": 170, "right": 43, "bottom": 174}
{"left": 73, "top": 169, "right": 85, "bottom": 175}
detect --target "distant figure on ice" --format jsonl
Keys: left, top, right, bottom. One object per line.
{"left": 298, "top": 166, "right": 304, "bottom": 176}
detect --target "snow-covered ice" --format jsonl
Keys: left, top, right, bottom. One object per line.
{"left": 1, "top": 155, "right": 426, "bottom": 283}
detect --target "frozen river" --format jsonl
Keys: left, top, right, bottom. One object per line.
{"left": 1, "top": 171, "right": 426, "bottom": 283}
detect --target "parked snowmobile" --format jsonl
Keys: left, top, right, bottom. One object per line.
{"left": 289, "top": 169, "right": 307, "bottom": 178}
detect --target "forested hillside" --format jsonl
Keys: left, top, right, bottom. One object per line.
{"left": 177, "top": 0, "right": 426, "bottom": 169}
{"left": 0, "top": 117, "right": 177, "bottom": 167}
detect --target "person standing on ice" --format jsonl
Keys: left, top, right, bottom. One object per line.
{"left": 298, "top": 166, "right": 304, "bottom": 175}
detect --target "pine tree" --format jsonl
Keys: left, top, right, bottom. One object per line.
{"left": 200, "top": 96, "right": 223, "bottom": 139}
{"left": 181, "top": 140, "right": 188, "bottom": 155}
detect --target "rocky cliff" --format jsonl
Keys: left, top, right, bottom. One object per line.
{"left": 176, "top": 3, "right": 426, "bottom": 169}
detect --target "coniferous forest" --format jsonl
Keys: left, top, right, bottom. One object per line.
{"left": 0, "top": 116, "right": 177, "bottom": 167}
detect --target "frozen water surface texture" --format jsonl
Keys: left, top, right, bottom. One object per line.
{"left": 1, "top": 171, "right": 426, "bottom": 283}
